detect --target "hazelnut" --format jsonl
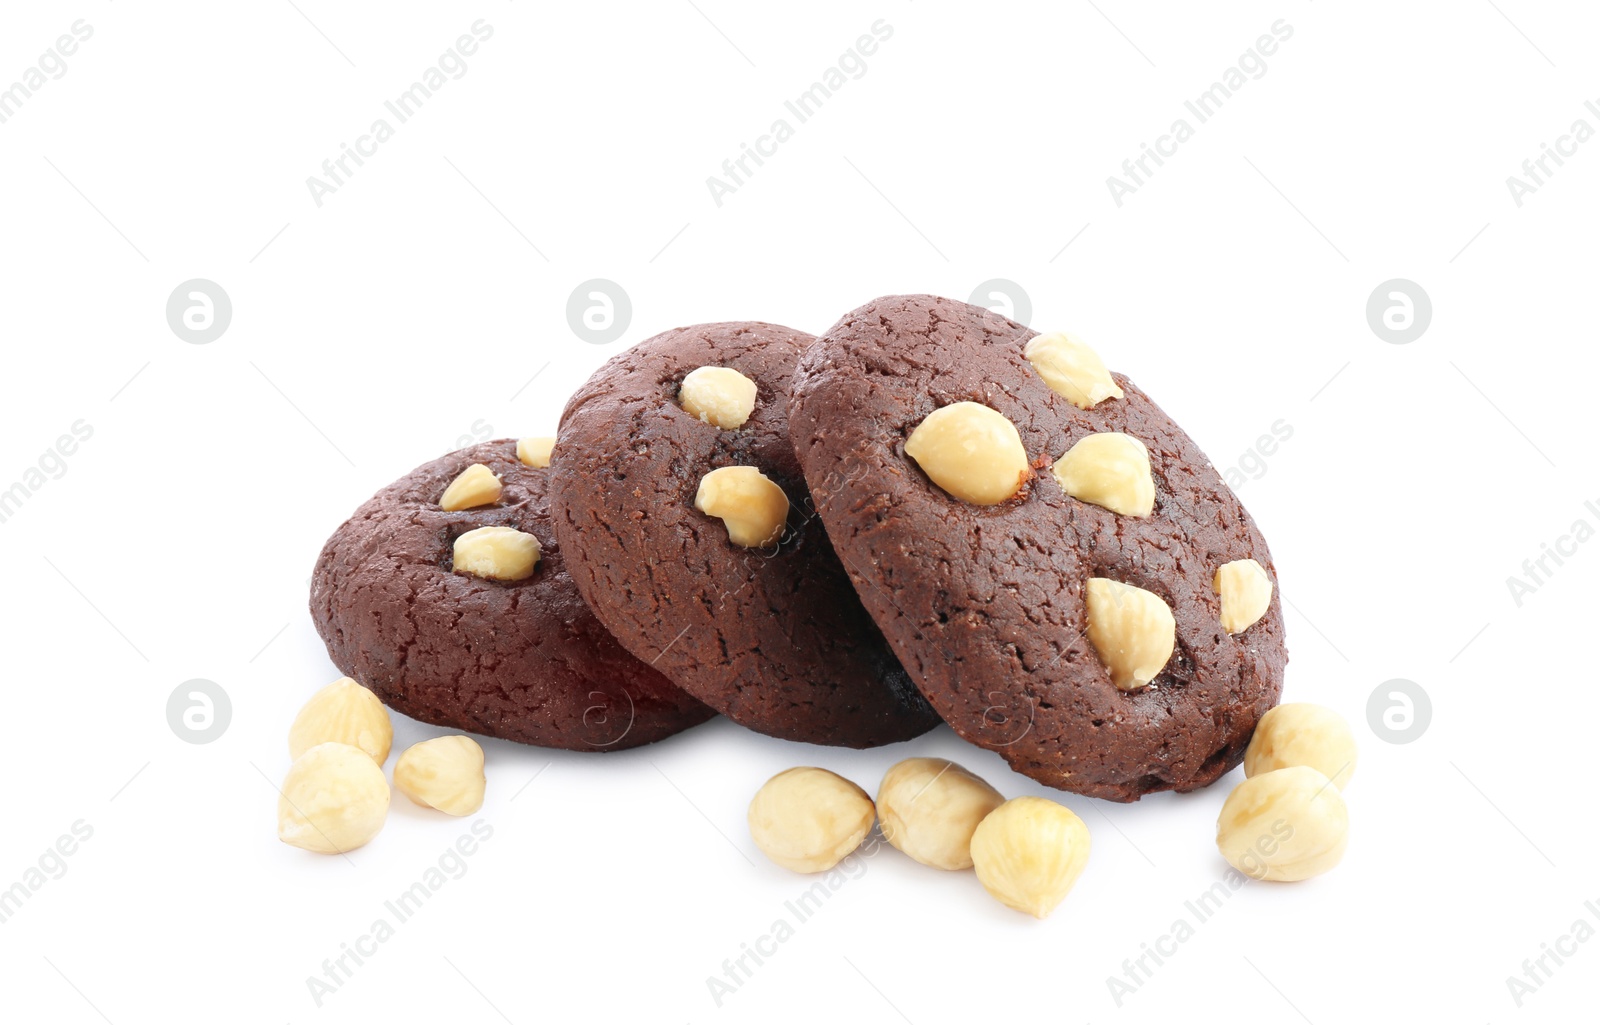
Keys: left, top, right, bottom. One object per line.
{"left": 1245, "top": 704, "right": 1358, "bottom": 791}
{"left": 439, "top": 463, "right": 502, "bottom": 511}
{"left": 748, "top": 767, "right": 875, "bottom": 873}
{"left": 679, "top": 366, "right": 759, "bottom": 429}
{"left": 1085, "top": 578, "right": 1176, "bottom": 690}
{"left": 877, "top": 757, "right": 1004, "bottom": 870}
{"left": 1214, "top": 558, "right": 1273, "bottom": 634}
{"left": 394, "top": 736, "right": 486, "bottom": 816}
{"left": 694, "top": 466, "right": 789, "bottom": 548}
{"left": 969, "top": 797, "right": 1091, "bottom": 919}
{"left": 1023, "top": 331, "right": 1124, "bottom": 409}
{"left": 903, "top": 401, "right": 1030, "bottom": 506}
{"left": 277, "top": 742, "right": 391, "bottom": 854}
{"left": 288, "top": 677, "right": 394, "bottom": 763}
{"left": 1051, "top": 432, "right": 1155, "bottom": 517}
{"left": 517, "top": 436, "right": 556, "bottom": 468}
{"left": 452, "top": 525, "right": 541, "bottom": 582}
{"left": 1216, "top": 765, "right": 1348, "bottom": 882}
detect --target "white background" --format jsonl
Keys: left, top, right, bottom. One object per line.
{"left": 2, "top": 1, "right": 1596, "bottom": 1022}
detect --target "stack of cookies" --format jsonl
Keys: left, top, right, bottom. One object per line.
{"left": 310, "top": 294, "right": 1287, "bottom": 802}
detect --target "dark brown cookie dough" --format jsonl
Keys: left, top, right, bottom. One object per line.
{"left": 789, "top": 295, "right": 1287, "bottom": 801}
{"left": 310, "top": 440, "right": 714, "bottom": 751}
{"left": 549, "top": 321, "right": 939, "bottom": 748}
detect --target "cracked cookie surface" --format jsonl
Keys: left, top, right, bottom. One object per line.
{"left": 310, "top": 440, "right": 715, "bottom": 751}
{"left": 789, "top": 295, "right": 1287, "bottom": 800}
{"left": 549, "top": 321, "right": 939, "bottom": 748}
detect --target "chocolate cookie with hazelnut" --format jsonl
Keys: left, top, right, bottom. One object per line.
{"left": 310, "top": 439, "right": 716, "bottom": 751}
{"left": 788, "top": 295, "right": 1287, "bottom": 801}
{"left": 548, "top": 321, "right": 939, "bottom": 748}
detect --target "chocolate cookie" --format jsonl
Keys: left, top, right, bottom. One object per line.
{"left": 310, "top": 440, "right": 714, "bottom": 751}
{"left": 549, "top": 321, "right": 939, "bottom": 748}
{"left": 789, "top": 295, "right": 1287, "bottom": 800}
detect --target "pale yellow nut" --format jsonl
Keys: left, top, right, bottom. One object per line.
{"left": 277, "top": 742, "right": 390, "bottom": 854}
{"left": 694, "top": 466, "right": 789, "bottom": 548}
{"left": 394, "top": 736, "right": 486, "bottom": 816}
{"left": 877, "top": 757, "right": 1004, "bottom": 871}
{"left": 452, "top": 525, "right": 541, "bottom": 581}
{"left": 1214, "top": 558, "right": 1273, "bottom": 634}
{"left": 517, "top": 436, "right": 555, "bottom": 468}
{"left": 1085, "top": 578, "right": 1176, "bottom": 690}
{"left": 1052, "top": 433, "right": 1155, "bottom": 517}
{"left": 679, "top": 366, "right": 758, "bottom": 429}
{"left": 439, "top": 463, "right": 502, "bottom": 511}
{"left": 904, "top": 401, "right": 1030, "bottom": 506}
{"left": 969, "top": 796, "right": 1091, "bottom": 919}
{"left": 748, "top": 767, "right": 875, "bottom": 873}
{"left": 1023, "top": 331, "right": 1124, "bottom": 409}
{"left": 1245, "top": 704, "right": 1358, "bottom": 791}
{"left": 1216, "top": 765, "right": 1348, "bottom": 882}
{"left": 288, "top": 677, "right": 393, "bottom": 763}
